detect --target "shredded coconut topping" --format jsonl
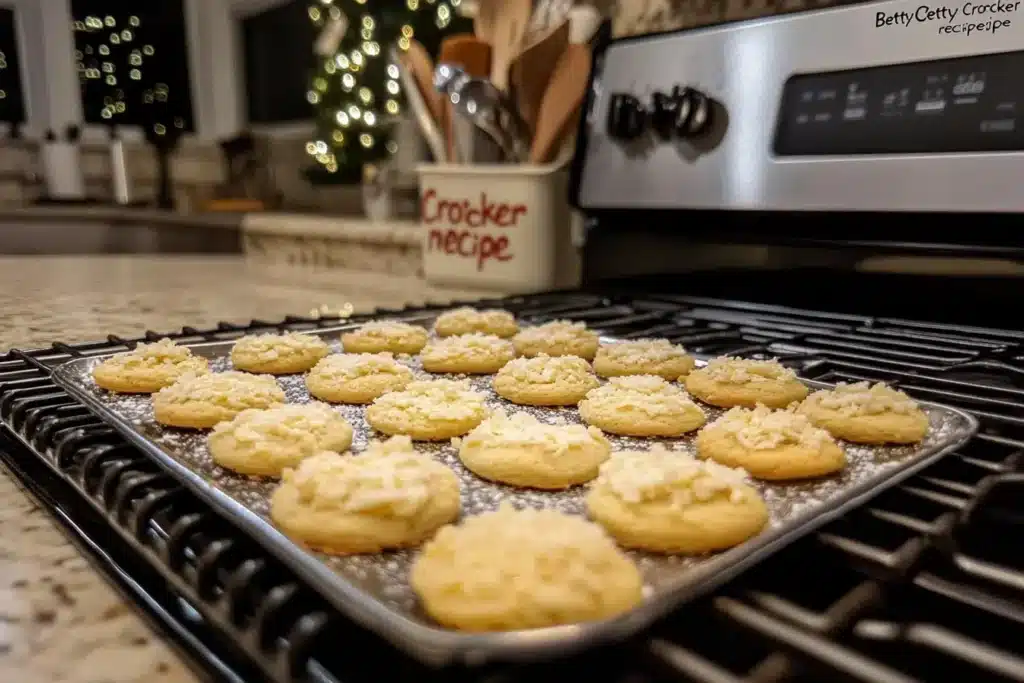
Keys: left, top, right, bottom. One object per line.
{"left": 101, "top": 338, "right": 206, "bottom": 371}
{"left": 309, "top": 352, "right": 412, "bottom": 380}
{"left": 514, "top": 320, "right": 595, "bottom": 345}
{"left": 597, "top": 339, "right": 689, "bottom": 363}
{"left": 594, "top": 446, "right": 750, "bottom": 507}
{"left": 421, "top": 333, "right": 515, "bottom": 363}
{"left": 700, "top": 357, "right": 797, "bottom": 384}
{"left": 498, "top": 354, "right": 595, "bottom": 383}
{"left": 212, "top": 402, "right": 347, "bottom": 447}
{"left": 416, "top": 503, "right": 627, "bottom": 597}
{"left": 434, "top": 307, "right": 517, "bottom": 333}
{"left": 461, "top": 409, "right": 607, "bottom": 452}
{"left": 807, "top": 381, "right": 920, "bottom": 416}
{"left": 370, "top": 379, "right": 487, "bottom": 421}
{"left": 154, "top": 371, "right": 285, "bottom": 408}
{"left": 232, "top": 333, "right": 328, "bottom": 361}
{"left": 347, "top": 321, "right": 426, "bottom": 341}
{"left": 581, "top": 375, "right": 701, "bottom": 418}
{"left": 710, "top": 404, "right": 831, "bottom": 449}
{"left": 285, "top": 436, "right": 449, "bottom": 516}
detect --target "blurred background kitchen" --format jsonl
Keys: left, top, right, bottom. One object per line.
{"left": 0, "top": 0, "right": 837, "bottom": 275}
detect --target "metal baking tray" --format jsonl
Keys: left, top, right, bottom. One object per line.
{"left": 52, "top": 322, "right": 978, "bottom": 666}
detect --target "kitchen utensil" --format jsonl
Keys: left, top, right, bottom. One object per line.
{"left": 433, "top": 63, "right": 470, "bottom": 95}
{"left": 568, "top": 5, "right": 603, "bottom": 44}
{"left": 525, "top": 0, "right": 574, "bottom": 44}
{"left": 530, "top": 43, "right": 592, "bottom": 164}
{"left": 391, "top": 46, "right": 448, "bottom": 163}
{"left": 473, "top": 0, "right": 495, "bottom": 42}
{"left": 436, "top": 64, "right": 506, "bottom": 163}
{"left": 488, "top": 0, "right": 532, "bottom": 92}
{"left": 437, "top": 35, "right": 493, "bottom": 162}
{"left": 457, "top": 0, "right": 479, "bottom": 20}
{"left": 403, "top": 40, "right": 446, "bottom": 132}
{"left": 450, "top": 116, "right": 505, "bottom": 163}
{"left": 446, "top": 75, "right": 531, "bottom": 162}
{"left": 402, "top": 40, "right": 448, "bottom": 162}
{"left": 454, "top": 80, "right": 516, "bottom": 159}
{"left": 510, "top": 19, "right": 569, "bottom": 138}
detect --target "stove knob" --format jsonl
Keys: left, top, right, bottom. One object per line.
{"left": 649, "top": 90, "right": 678, "bottom": 140}
{"left": 674, "top": 87, "right": 713, "bottom": 138}
{"left": 607, "top": 93, "right": 648, "bottom": 141}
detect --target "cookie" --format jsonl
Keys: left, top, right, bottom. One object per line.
{"left": 230, "top": 333, "right": 330, "bottom": 375}
{"left": 456, "top": 409, "right": 611, "bottom": 489}
{"left": 270, "top": 436, "right": 460, "bottom": 555}
{"left": 208, "top": 403, "right": 354, "bottom": 477}
{"left": 434, "top": 307, "right": 519, "bottom": 338}
{"left": 593, "top": 339, "right": 695, "bottom": 380}
{"left": 420, "top": 333, "right": 516, "bottom": 374}
{"left": 512, "top": 320, "right": 599, "bottom": 360}
{"left": 586, "top": 446, "right": 769, "bottom": 554}
{"left": 92, "top": 338, "right": 209, "bottom": 394}
{"left": 685, "top": 357, "right": 809, "bottom": 409}
{"left": 153, "top": 371, "right": 286, "bottom": 429}
{"left": 578, "top": 375, "right": 706, "bottom": 437}
{"left": 797, "top": 381, "right": 929, "bottom": 444}
{"left": 341, "top": 321, "right": 429, "bottom": 354}
{"left": 696, "top": 404, "right": 845, "bottom": 480}
{"left": 306, "top": 352, "right": 413, "bottom": 404}
{"left": 492, "top": 354, "right": 599, "bottom": 406}
{"left": 410, "top": 504, "right": 643, "bottom": 631}
{"left": 366, "top": 379, "right": 488, "bottom": 440}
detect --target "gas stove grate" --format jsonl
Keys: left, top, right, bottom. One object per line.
{"left": 2, "top": 292, "right": 1023, "bottom": 683}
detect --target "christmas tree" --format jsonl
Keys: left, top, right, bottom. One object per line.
{"left": 304, "top": 0, "right": 470, "bottom": 184}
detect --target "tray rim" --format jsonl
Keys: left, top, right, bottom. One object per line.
{"left": 51, "top": 328, "right": 980, "bottom": 667}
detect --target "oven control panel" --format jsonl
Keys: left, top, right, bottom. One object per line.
{"left": 775, "top": 50, "right": 1024, "bottom": 156}
{"left": 576, "top": 0, "right": 1024, "bottom": 213}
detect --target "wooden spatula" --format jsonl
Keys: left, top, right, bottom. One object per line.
{"left": 511, "top": 19, "right": 569, "bottom": 138}
{"left": 529, "top": 43, "right": 592, "bottom": 164}
{"left": 438, "top": 35, "right": 492, "bottom": 162}
{"left": 489, "top": 0, "right": 532, "bottom": 92}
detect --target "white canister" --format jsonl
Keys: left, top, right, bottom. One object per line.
{"left": 40, "top": 142, "right": 85, "bottom": 199}
{"left": 417, "top": 162, "right": 577, "bottom": 292}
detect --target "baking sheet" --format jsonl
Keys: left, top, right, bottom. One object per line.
{"left": 52, "top": 323, "right": 978, "bottom": 666}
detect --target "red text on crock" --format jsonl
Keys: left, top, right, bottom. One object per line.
{"left": 422, "top": 189, "right": 527, "bottom": 271}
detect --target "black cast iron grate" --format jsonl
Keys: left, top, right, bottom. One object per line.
{"left": 2, "top": 291, "right": 1023, "bottom": 683}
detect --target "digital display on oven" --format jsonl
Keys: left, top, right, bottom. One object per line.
{"left": 773, "top": 50, "right": 1024, "bottom": 156}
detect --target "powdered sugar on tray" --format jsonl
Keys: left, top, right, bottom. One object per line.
{"left": 54, "top": 338, "right": 974, "bottom": 621}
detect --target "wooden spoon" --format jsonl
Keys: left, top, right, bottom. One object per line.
{"left": 394, "top": 50, "right": 448, "bottom": 163}
{"left": 438, "top": 35, "right": 493, "bottom": 162}
{"left": 474, "top": 0, "right": 497, "bottom": 43}
{"left": 530, "top": 43, "right": 592, "bottom": 164}
{"left": 488, "top": 0, "right": 532, "bottom": 92}
{"left": 510, "top": 19, "right": 569, "bottom": 138}
{"left": 404, "top": 40, "right": 445, "bottom": 141}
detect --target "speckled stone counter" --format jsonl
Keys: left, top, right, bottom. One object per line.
{"left": 0, "top": 255, "right": 491, "bottom": 682}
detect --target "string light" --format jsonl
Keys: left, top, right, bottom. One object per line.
{"left": 73, "top": 11, "right": 189, "bottom": 132}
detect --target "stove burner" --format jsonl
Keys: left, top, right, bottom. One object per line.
{"left": 2, "top": 291, "right": 1024, "bottom": 683}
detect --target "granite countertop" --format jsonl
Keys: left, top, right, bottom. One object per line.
{"left": 0, "top": 255, "right": 491, "bottom": 683}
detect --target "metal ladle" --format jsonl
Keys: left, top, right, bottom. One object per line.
{"left": 435, "top": 64, "right": 531, "bottom": 162}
